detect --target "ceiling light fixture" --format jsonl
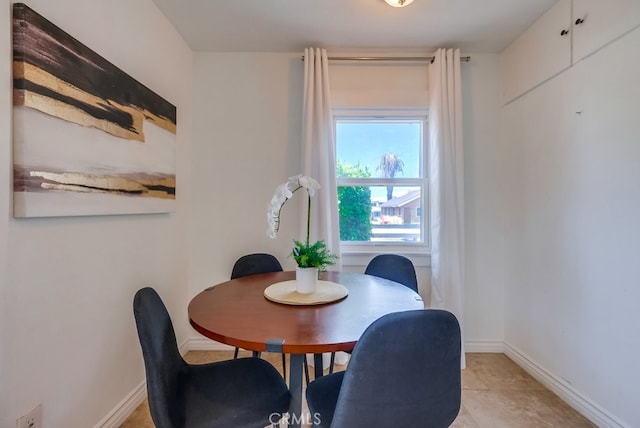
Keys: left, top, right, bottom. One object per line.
{"left": 384, "top": 0, "right": 414, "bottom": 7}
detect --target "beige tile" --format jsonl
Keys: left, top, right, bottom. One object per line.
{"left": 119, "top": 399, "right": 153, "bottom": 428}
{"left": 466, "top": 353, "right": 545, "bottom": 391}
{"left": 183, "top": 349, "right": 235, "bottom": 364}
{"left": 122, "top": 352, "right": 593, "bottom": 428}
{"left": 450, "top": 405, "right": 481, "bottom": 428}
{"left": 462, "top": 365, "right": 489, "bottom": 390}
{"left": 462, "top": 389, "right": 595, "bottom": 428}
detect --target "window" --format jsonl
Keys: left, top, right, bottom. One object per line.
{"left": 334, "top": 110, "right": 428, "bottom": 253}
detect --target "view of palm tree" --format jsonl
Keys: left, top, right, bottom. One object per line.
{"left": 335, "top": 120, "right": 423, "bottom": 242}
{"left": 377, "top": 152, "right": 405, "bottom": 200}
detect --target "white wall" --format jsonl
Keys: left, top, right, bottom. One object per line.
{"left": 189, "top": 52, "right": 304, "bottom": 299}
{"left": 461, "top": 54, "right": 506, "bottom": 349}
{"left": 0, "top": 1, "right": 193, "bottom": 426}
{"left": 0, "top": 2, "right": 11, "bottom": 424}
{"left": 0, "top": 7, "right": 507, "bottom": 425}
{"left": 502, "top": 27, "right": 640, "bottom": 427}
{"left": 189, "top": 52, "right": 506, "bottom": 350}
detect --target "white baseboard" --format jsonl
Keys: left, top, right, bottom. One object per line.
{"left": 179, "top": 337, "right": 193, "bottom": 354}
{"left": 504, "top": 342, "right": 629, "bottom": 428}
{"left": 93, "top": 380, "right": 146, "bottom": 428}
{"left": 464, "top": 339, "right": 504, "bottom": 353}
{"left": 186, "top": 336, "right": 235, "bottom": 351}
{"left": 95, "top": 337, "right": 192, "bottom": 428}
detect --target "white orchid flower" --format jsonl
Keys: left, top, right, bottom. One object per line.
{"left": 298, "top": 176, "right": 320, "bottom": 196}
{"left": 266, "top": 174, "right": 321, "bottom": 239}
{"left": 265, "top": 174, "right": 337, "bottom": 269}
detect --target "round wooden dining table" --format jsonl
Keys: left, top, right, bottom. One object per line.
{"left": 188, "top": 270, "right": 424, "bottom": 428}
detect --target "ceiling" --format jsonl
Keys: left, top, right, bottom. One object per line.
{"left": 151, "top": 0, "right": 557, "bottom": 53}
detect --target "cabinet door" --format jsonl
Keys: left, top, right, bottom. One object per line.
{"left": 573, "top": 0, "right": 640, "bottom": 63}
{"left": 499, "top": 0, "right": 572, "bottom": 104}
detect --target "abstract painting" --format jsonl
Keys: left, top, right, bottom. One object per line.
{"left": 12, "top": 3, "right": 177, "bottom": 217}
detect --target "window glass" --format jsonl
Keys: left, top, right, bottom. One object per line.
{"left": 336, "top": 121, "right": 421, "bottom": 179}
{"left": 335, "top": 116, "right": 427, "bottom": 246}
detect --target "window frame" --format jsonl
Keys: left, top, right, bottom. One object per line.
{"left": 333, "top": 108, "right": 430, "bottom": 257}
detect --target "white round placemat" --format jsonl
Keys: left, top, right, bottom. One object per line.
{"left": 264, "top": 280, "right": 348, "bottom": 305}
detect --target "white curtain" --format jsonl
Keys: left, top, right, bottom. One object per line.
{"left": 428, "top": 48, "right": 466, "bottom": 368}
{"left": 301, "top": 47, "right": 341, "bottom": 267}
{"left": 302, "top": 47, "right": 347, "bottom": 367}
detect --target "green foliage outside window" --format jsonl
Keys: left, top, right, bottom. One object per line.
{"left": 337, "top": 161, "right": 372, "bottom": 241}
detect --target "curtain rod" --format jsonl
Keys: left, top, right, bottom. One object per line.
{"left": 301, "top": 55, "right": 471, "bottom": 62}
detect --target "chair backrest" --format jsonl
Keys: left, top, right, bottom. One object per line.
{"left": 364, "top": 254, "right": 418, "bottom": 293}
{"left": 332, "top": 309, "right": 461, "bottom": 428}
{"left": 133, "top": 287, "right": 187, "bottom": 427}
{"left": 230, "top": 253, "right": 283, "bottom": 279}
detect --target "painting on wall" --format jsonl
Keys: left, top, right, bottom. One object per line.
{"left": 12, "top": 3, "right": 177, "bottom": 218}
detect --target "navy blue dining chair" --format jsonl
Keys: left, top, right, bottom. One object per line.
{"left": 364, "top": 253, "right": 418, "bottom": 293}
{"left": 230, "top": 253, "right": 289, "bottom": 379}
{"left": 306, "top": 309, "right": 461, "bottom": 428}
{"left": 133, "top": 287, "right": 290, "bottom": 427}
{"left": 329, "top": 253, "right": 420, "bottom": 373}
{"left": 231, "top": 253, "right": 283, "bottom": 280}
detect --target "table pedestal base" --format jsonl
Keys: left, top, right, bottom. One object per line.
{"left": 287, "top": 353, "right": 325, "bottom": 428}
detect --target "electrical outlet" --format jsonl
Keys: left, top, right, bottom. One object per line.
{"left": 17, "top": 404, "right": 42, "bottom": 428}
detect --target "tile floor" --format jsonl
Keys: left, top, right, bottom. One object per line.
{"left": 121, "top": 351, "right": 595, "bottom": 427}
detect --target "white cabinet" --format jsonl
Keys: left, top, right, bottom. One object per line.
{"left": 499, "top": 0, "right": 571, "bottom": 104}
{"left": 500, "top": 0, "right": 640, "bottom": 104}
{"left": 572, "top": 0, "right": 640, "bottom": 63}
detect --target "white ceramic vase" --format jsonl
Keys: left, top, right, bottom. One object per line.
{"left": 295, "top": 266, "right": 318, "bottom": 294}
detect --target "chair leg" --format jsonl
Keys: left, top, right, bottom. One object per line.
{"left": 313, "top": 354, "right": 323, "bottom": 380}
{"left": 329, "top": 352, "right": 335, "bottom": 374}
{"left": 303, "top": 355, "right": 310, "bottom": 384}
{"left": 233, "top": 347, "right": 239, "bottom": 359}
{"left": 252, "top": 351, "right": 261, "bottom": 358}
{"left": 281, "top": 353, "right": 287, "bottom": 383}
